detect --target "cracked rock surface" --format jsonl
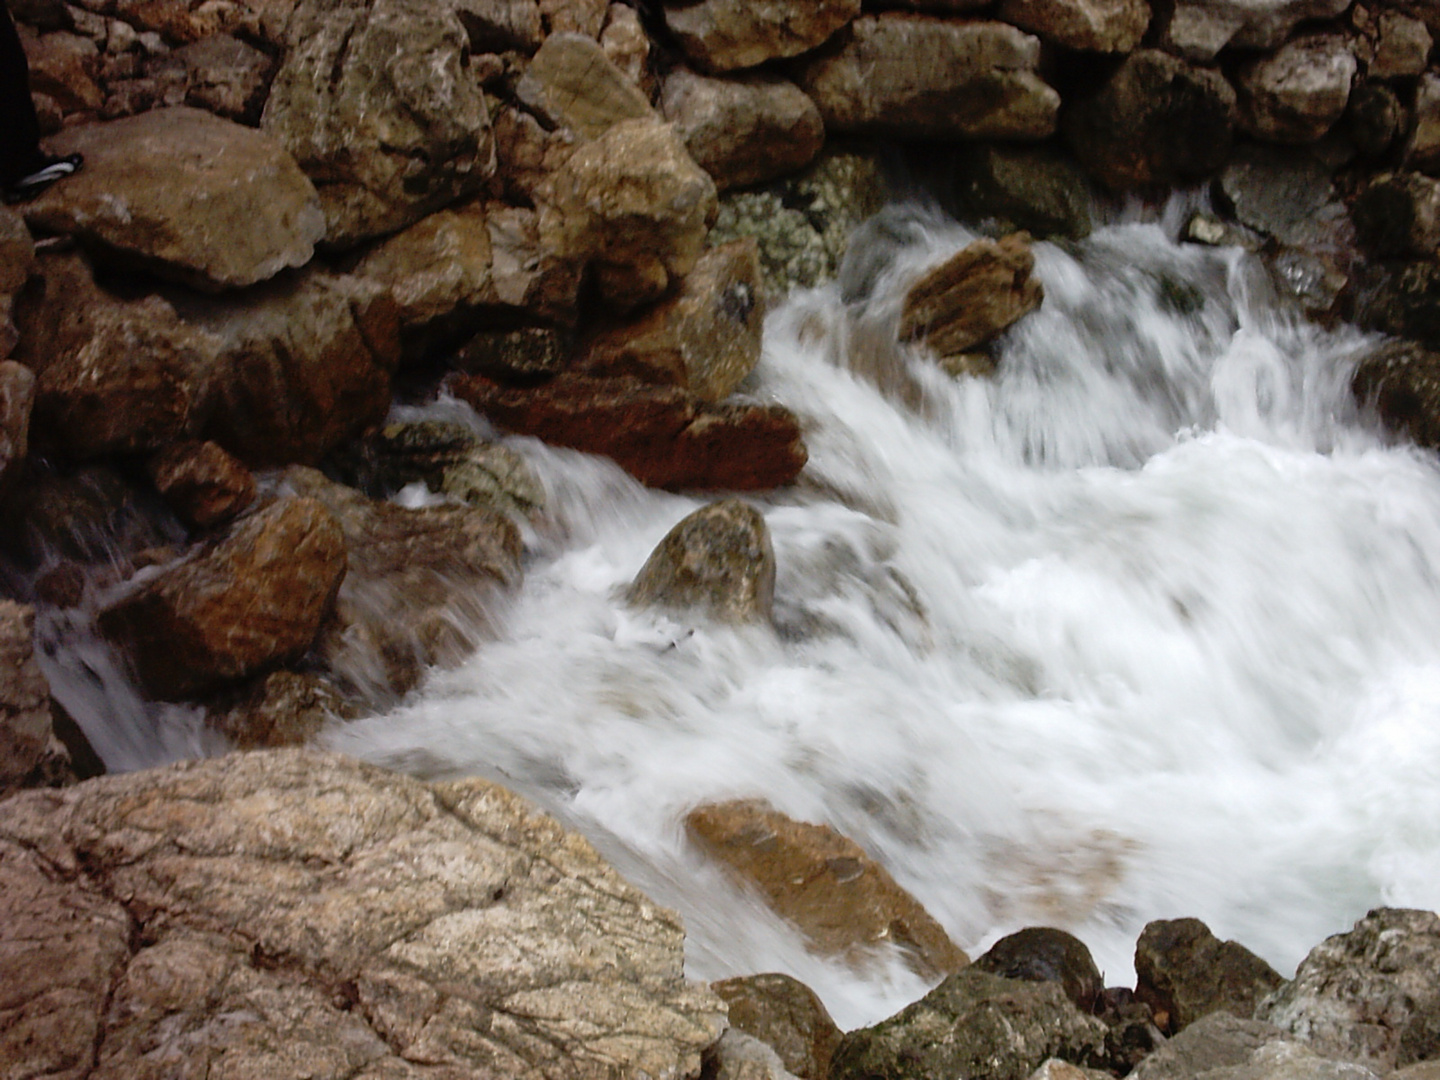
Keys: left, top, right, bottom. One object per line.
{"left": 0, "top": 748, "right": 727, "bottom": 1078}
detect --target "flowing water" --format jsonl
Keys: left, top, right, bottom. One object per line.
{"left": 41, "top": 200, "right": 1440, "bottom": 1029}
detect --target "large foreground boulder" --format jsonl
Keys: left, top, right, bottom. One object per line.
{"left": 796, "top": 15, "right": 1059, "bottom": 141}
{"left": 24, "top": 107, "right": 325, "bottom": 291}
{"left": 685, "top": 799, "right": 967, "bottom": 979}
{"left": 0, "top": 749, "right": 728, "bottom": 1078}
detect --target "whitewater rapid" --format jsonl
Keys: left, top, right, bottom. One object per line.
{"left": 45, "top": 201, "right": 1440, "bottom": 1029}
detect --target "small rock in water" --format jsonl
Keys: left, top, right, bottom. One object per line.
{"left": 441, "top": 444, "right": 545, "bottom": 518}
{"left": 685, "top": 798, "right": 967, "bottom": 979}
{"left": 973, "top": 926, "right": 1105, "bottom": 1014}
{"left": 1133, "top": 917, "right": 1284, "bottom": 1034}
{"left": 629, "top": 499, "right": 775, "bottom": 623}
{"left": 711, "top": 972, "right": 843, "bottom": 1080}
{"left": 147, "top": 439, "right": 257, "bottom": 529}
{"left": 1352, "top": 339, "right": 1440, "bottom": 450}
{"left": 203, "top": 669, "right": 355, "bottom": 749}
{"left": 899, "top": 232, "right": 1044, "bottom": 360}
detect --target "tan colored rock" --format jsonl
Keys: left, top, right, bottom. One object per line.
{"left": 796, "top": 15, "right": 1059, "bottom": 141}
{"left": 452, "top": 372, "right": 808, "bottom": 490}
{"left": 1236, "top": 34, "right": 1357, "bottom": 144}
{"left": 515, "top": 31, "right": 655, "bottom": 140}
{"left": 711, "top": 973, "right": 842, "bottom": 1080}
{"left": 284, "top": 467, "right": 522, "bottom": 702}
{"left": 0, "top": 601, "right": 76, "bottom": 797}
{"left": 493, "top": 102, "right": 582, "bottom": 204}
{"left": 998, "top": 0, "right": 1150, "bottom": 51}
{"left": 629, "top": 498, "right": 775, "bottom": 623}
{"left": 13, "top": 253, "right": 220, "bottom": 459}
{"left": 0, "top": 749, "right": 728, "bottom": 1079}
{"left": 663, "top": 0, "right": 860, "bottom": 72}
{"left": 262, "top": 0, "right": 495, "bottom": 247}
{"left": 1159, "top": 0, "right": 1350, "bottom": 60}
{"left": 147, "top": 439, "right": 258, "bottom": 529}
{"left": 1372, "top": 10, "right": 1432, "bottom": 78}
{"left": 23, "top": 29, "right": 102, "bottom": 111}
{"left": 540, "top": 117, "right": 717, "bottom": 311}
{"left": 0, "top": 362, "right": 35, "bottom": 502}
{"left": 686, "top": 799, "right": 967, "bottom": 979}
{"left": 1030, "top": 1061, "right": 1116, "bottom": 1080}
{"left": 26, "top": 108, "right": 324, "bottom": 291}
{"left": 166, "top": 33, "right": 277, "bottom": 123}
{"left": 582, "top": 240, "right": 765, "bottom": 401}
{"left": 97, "top": 496, "right": 347, "bottom": 699}
{"left": 601, "top": 2, "right": 654, "bottom": 96}
{"left": 540, "top": 0, "right": 608, "bottom": 35}
{"left": 661, "top": 68, "right": 824, "bottom": 191}
{"left": 486, "top": 202, "right": 585, "bottom": 320}
{"left": 180, "top": 267, "right": 402, "bottom": 467}
{"left": 899, "top": 233, "right": 1044, "bottom": 359}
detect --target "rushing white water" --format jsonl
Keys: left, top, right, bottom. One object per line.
{"left": 43, "top": 199, "right": 1440, "bottom": 1030}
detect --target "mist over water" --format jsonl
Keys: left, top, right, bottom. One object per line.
{"left": 43, "top": 200, "right": 1440, "bottom": 1029}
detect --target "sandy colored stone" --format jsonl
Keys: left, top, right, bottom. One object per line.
{"left": 796, "top": 15, "right": 1058, "bottom": 141}
{"left": 1409, "top": 74, "right": 1440, "bottom": 174}
{"left": 899, "top": 233, "right": 1043, "bottom": 359}
{"left": 1235, "top": 34, "right": 1356, "bottom": 144}
{"left": 662, "top": 0, "right": 859, "bottom": 72}
{"left": 998, "top": 0, "right": 1149, "bottom": 51}
{"left": 22, "top": 29, "right": 102, "bottom": 111}
{"left": 686, "top": 799, "right": 967, "bottom": 979}
{"left": 26, "top": 107, "right": 324, "bottom": 291}
{"left": 582, "top": 239, "right": 765, "bottom": 401}
{"left": 540, "top": 0, "right": 607, "bottom": 35}
{"left": 1159, "top": 0, "right": 1350, "bottom": 60}
{"left": 166, "top": 33, "right": 277, "bottom": 123}
{"left": 1129, "top": 1012, "right": 1294, "bottom": 1080}
{"left": 0, "top": 749, "right": 728, "bottom": 1079}
{"left": 629, "top": 498, "right": 775, "bottom": 623}
{"left": 515, "top": 31, "right": 654, "bottom": 139}
{"left": 1372, "top": 10, "right": 1433, "bottom": 78}
{"left": 661, "top": 68, "right": 824, "bottom": 191}
{"left": 601, "top": 2, "right": 653, "bottom": 95}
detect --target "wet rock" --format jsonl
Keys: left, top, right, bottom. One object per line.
{"left": 166, "top": 33, "right": 276, "bottom": 123}
{"left": 0, "top": 464, "right": 176, "bottom": 570}
{"left": 1133, "top": 917, "right": 1285, "bottom": 1034}
{"left": 0, "top": 362, "right": 35, "bottom": 504}
{"left": 0, "top": 601, "right": 77, "bottom": 797}
{"left": 661, "top": 68, "right": 824, "bottom": 192}
{"left": 261, "top": 0, "right": 496, "bottom": 248}
{"left": 452, "top": 372, "right": 808, "bottom": 490}
{"left": 0, "top": 207, "right": 33, "bottom": 361}
{"left": 1130, "top": 1012, "right": 1295, "bottom": 1080}
{"left": 997, "top": 0, "right": 1149, "bottom": 51}
{"left": 180, "top": 267, "right": 402, "bottom": 468}
{"left": 1407, "top": 74, "right": 1440, "bottom": 174}
{"left": 1235, "top": 35, "right": 1357, "bottom": 145}
{"left": 1372, "top": 11, "right": 1432, "bottom": 78}
{"left": 973, "top": 927, "right": 1104, "bottom": 1014}
{"left": 0, "top": 749, "right": 728, "bottom": 1078}
{"left": 629, "top": 499, "right": 775, "bottom": 623}
{"left": 950, "top": 144, "right": 1093, "bottom": 241}
{"left": 663, "top": 0, "right": 859, "bottom": 72}
{"left": 899, "top": 233, "right": 1044, "bottom": 360}
{"left": 25, "top": 107, "right": 324, "bottom": 291}
{"left": 1029, "top": 1062, "right": 1114, "bottom": 1080}
{"left": 705, "top": 1029, "right": 802, "bottom": 1080}
{"left": 456, "top": 325, "right": 574, "bottom": 383}
{"left": 1257, "top": 907, "right": 1440, "bottom": 1071}
{"left": 685, "top": 799, "right": 966, "bottom": 978}
{"left": 1063, "top": 49, "right": 1236, "bottom": 191}
{"left": 796, "top": 15, "right": 1059, "bottom": 141}
{"left": 515, "top": 31, "right": 654, "bottom": 139}
{"left": 709, "top": 148, "right": 887, "bottom": 297}
{"left": 98, "top": 496, "right": 347, "bottom": 699}
{"left": 1352, "top": 173, "right": 1440, "bottom": 258}
{"left": 441, "top": 443, "right": 546, "bottom": 518}
{"left": 711, "top": 972, "right": 843, "bottom": 1080}
{"left": 1158, "top": 0, "right": 1350, "bottom": 60}
{"left": 1217, "top": 147, "right": 1350, "bottom": 250}
{"left": 582, "top": 240, "right": 765, "bottom": 402}
{"left": 1346, "top": 83, "right": 1403, "bottom": 159}
{"left": 12, "top": 254, "right": 220, "bottom": 460}
{"left": 204, "top": 669, "right": 355, "bottom": 748}
{"left": 283, "top": 467, "right": 522, "bottom": 701}
{"left": 1352, "top": 335, "right": 1440, "bottom": 446}
{"left": 540, "top": 117, "right": 717, "bottom": 311}
{"left": 830, "top": 968, "right": 1109, "bottom": 1080}
{"left": 146, "top": 440, "right": 257, "bottom": 530}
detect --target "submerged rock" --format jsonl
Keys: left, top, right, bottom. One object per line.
{"left": 1257, "top": 907, "right": 1440, "bottom": 1071}
{"left": 0, "top": 749, "right": 727, "bottom": 1078}
{"left": 24, "top": 107, "right": 324, "bottom": 291}
{"left": 685, "top": 799, "right": 967, "bottom": 979}
{"left": 1133, "top": 917, "right": 1285, "bottom": 1034}
{"left": 98, "top": 497, "right": 347, "bottom": 700}
{"left": 629, "top": 499, "right": 775, "bottom": 623}
{"left": 830, "top": 968, "right": 1109, "bottom": 1080}
{"left": 899, "top": 233, "right": 1044, "bottom": 360}
{"left": 711, "top": 972, "right": 843, "bottom": 1080}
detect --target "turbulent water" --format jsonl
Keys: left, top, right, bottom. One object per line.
{"left": 43, "top": 200, "right": 1440, "bottom": 1029}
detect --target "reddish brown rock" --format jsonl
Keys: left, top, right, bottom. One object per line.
{"left": 686, "top": 799, "right": 967, "bottom": 979}
{"left": 26, "top": 107, "right": 326, "bottom": 291}
{"left": 0, "top": 600, "right": 78, "bottom": 796}
{"left": 13, "top": 254, "right": 220, "bottom": 460}
{"left": 0, "top": 362, "right": 35, "bottom": 503}
{"left": 662, "top": 0, "right": 860, "bottom": 72}
{"left": 147, "top": 440, "right": 258, "bottom": 530}
{"left": 493, "top": 103, "right": 582, "bottom": 207}
{"left": 204, "top": 669, "right": 355, "bottom": 748}
{"left": 661, "top": 68, "right": 824, "bottom": 191}
{"left": 796, "top": 15, "right": 1059, "bottom": 140}
{"left": 581, "top": 239, "right": 764, "bottom": 401}
{"left": 98, "top": 497, "right": 347, "bottom": 699}
{"left": 711, "top": 973, "right": 843, "bottom": 1080}
{"left": 899, "top": 233, "right": 1044, "bottom": 359}
{"left": 997, "top": 0, "right": 1150, "bottom": 51}
{"left": 165, "top": 33, "right": 277, "bottom": 123}
{"left": 452, "top": 373, "right": 806, "bottom": 490}
{"left": 22, "top": 29, "right": 102, "bottom": 112}
{"left": 1134, "top": 917, "right": 1285, "bottom": 1034}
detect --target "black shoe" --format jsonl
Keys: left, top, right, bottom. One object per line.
{"left": 3, "top": 153, "right": 83, "bottom": 204}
